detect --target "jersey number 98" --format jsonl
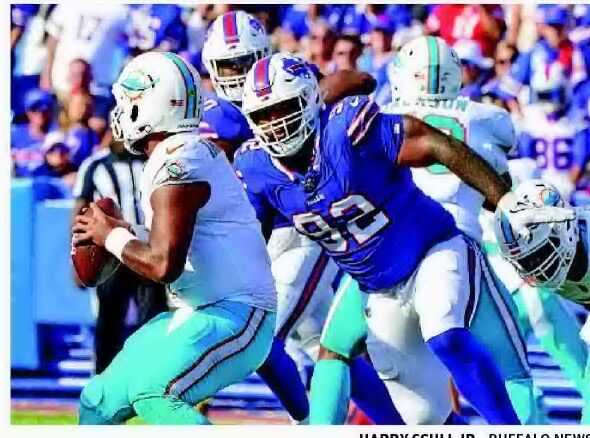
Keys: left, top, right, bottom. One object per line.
{"left": 292, "top": 194, "right": 389, "bottom": 252}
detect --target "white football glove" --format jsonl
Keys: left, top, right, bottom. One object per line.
{"left": 496, "top": 191, "right": 576, "bottom": 241}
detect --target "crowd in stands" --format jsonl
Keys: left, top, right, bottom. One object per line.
{"left": 10, "top": 4, "right": 590, "bottom": 202}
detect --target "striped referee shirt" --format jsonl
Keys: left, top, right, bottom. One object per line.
{"left": 73, "top": 149, "right": 144, "bottom": 225}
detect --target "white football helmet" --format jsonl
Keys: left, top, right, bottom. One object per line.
{"left": 390, "top": 36, "right": 462, "bottom": 101}
{"left": 202, "top": 11, "right": 271, "bottom": 104}
{"left": 242, "top": 53, "right": 322, "bottom": 157}
{"left": 494, "top": 179, "right": 579, "bottom": 289}
{"left": 111, "top": 51, "right": 203, "bottom": 154}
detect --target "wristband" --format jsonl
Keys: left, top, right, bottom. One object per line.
{"left": 105, "top": 227, "right": 138, "bottom": 261}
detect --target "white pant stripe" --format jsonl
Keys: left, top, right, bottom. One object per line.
{"left": 167, "top": 308, "right": 265, "bottom": 397}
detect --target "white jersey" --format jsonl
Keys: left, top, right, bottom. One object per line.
{"left": 46, "top": 4, "right": 128, "bottom": 94}
{"left": 140, "top": 132, "right": 276, "bottom": 311}
{"left": 383, "top": 96, "right": 515, "bottom": 242}
{"left": 519, "top": 105, "right": 588, "bottom": 200}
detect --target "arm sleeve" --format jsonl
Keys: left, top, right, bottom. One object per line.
{"left": 233, "top": 155, "right": 273, "bottom": 223}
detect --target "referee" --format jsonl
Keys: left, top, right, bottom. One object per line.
{"left": 72, "top": 133, "right": 168, "bottom": 374}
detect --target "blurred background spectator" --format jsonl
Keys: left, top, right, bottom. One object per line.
{"left": 8, "top": 2, "right": 590, "bottom": 203}
{"left": 453, "top": 39, "right": 494, "bottom": 101}
{"left": 330, "top": 34, "right": 363, "bottom": 72}
{"left": 41, "top": 3, "right": 128, "bottom": 103}
{"left": 31, "top": 131, "right": 76, "bottom": 186}
{"left": 426, "top": 5, "right": 506, "bottom": 57}
{"left": 11, "top": 88, "right": 57, "bottom": 177}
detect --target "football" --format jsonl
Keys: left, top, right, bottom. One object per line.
{"left": 71, "top": 197, "right": 122, "bottom": 287}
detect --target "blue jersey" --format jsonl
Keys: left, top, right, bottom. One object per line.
{"left": 11, "top": 124, "right": 51, "bottom": 177}
{"left": 198, "top": 94, "right": 291, "bottom": 229}
{"left": 234, "top": 96, "right": 459, "bottom": 291}
{"left": 127, "top": 4, "right": 186, "bottom": 52}
{"left": 198, "top": 94, "right": 253, "bottom": 157}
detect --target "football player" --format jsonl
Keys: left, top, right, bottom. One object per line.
{"left": 234, "top": 52, "right": 572, "bottom": 424}
{"left": 201, "top": 10, "right": 398, "bottom": 424}
{"left": 72, "top": 51, "right": 276, "bottom": 424}
{"left": 482, "top": 159, "right": 588, "bottom": 421}
{"left": 494, "top": 179, "right": 590, "bottom": 424}
{"left": 383, "top": 35, "right": 540, "bottom": 424}
{"left": 517, "top": 71, "right": 590, "bottom": 202}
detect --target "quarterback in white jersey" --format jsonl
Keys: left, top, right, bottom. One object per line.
{"left": 495, "top": 180, "right": 590, "bottom": 423}
{"left": 377, "top": 35, "right": 537, "bottom": 424}
{"left": 72, "top": 51, "right": 276, "bottom": 425}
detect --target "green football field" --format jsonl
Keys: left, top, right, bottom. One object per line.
{"left": 11, "top": 400, "right": 290, "bottom": 425}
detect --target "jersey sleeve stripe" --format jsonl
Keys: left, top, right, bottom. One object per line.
{"left": 347, "top": 99, "right": 380, "bottom": 146}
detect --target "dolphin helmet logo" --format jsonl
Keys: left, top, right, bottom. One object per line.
{"left": 120, "top": 70, "right": 160, "bottom": 102}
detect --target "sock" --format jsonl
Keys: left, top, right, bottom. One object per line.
{"left": 505, "top": 378, "right": 548, "bottom": 425}
{"left": 427, "top": 328, "right": 520, "bottom": 425}
{"left": 349, "top": 356, "right": 405, "bottom": 424}
{"left": 257, "top": 338, "right": 309, "bottom": 422}
{"left": 309, "top": 359, "right": 350, "bottom": 424}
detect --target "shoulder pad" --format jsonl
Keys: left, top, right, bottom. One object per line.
{"left": 326, "top": 95, "right": 380, "bottom": 146}
{"left": 470, "top": 102, "right": 516, "bottom": 152}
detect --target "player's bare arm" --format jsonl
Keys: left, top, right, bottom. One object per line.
{"left": 398, "top": 114, "right": 510, "bottom": 207}
{"left": 397, "top": 115, "right": 574, "bottom": 234}
{"left": 73, "top": 182, "right": 210, "bottom": 283}
{"left": 319, "top": 70, "right": 377, "bottom": 105}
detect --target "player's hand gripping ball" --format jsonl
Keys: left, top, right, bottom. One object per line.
{"left": 71, "top": 198, "right": 124, "bottom": 287}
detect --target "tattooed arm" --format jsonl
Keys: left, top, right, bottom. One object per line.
{"left": 396, "top": 115, "right": 573, "bottom": 233}
{"left": 397, "top": 115, "right": 510, "bottom": 207}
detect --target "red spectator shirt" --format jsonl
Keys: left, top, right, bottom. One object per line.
{"left": 426, "top": 5, "right": 504, "bottom": 57}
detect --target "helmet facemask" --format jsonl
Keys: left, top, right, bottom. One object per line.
{"left": 509, "top": 223, "right": 578, "bottom": 288}
{"left": 495, "top": 180, "right": 579, "bottom": 289}
{"left": 110, "top": 94, "right": 159, "bottom": 155}
{"left": 209, "top": 50, "right": 267, "bottom": 104}
{"left": 247, "top": 93, "right": 318, "bottom": 157}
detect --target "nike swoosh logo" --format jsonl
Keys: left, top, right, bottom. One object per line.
{"left": 166, "top": 144, "right": 184, "bottom": 154}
